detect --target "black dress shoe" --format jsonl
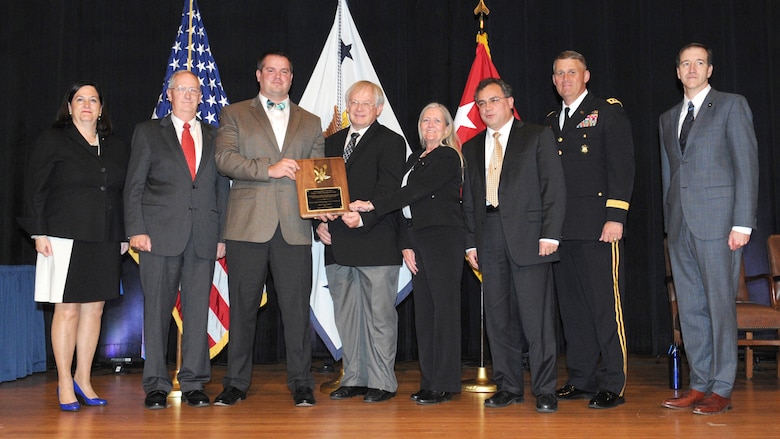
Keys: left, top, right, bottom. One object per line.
{"left": 484, "top": 390, "right": 524, "bottom": 408}
{"left": 144, "top": 390, "right": 168, "bottom": 410}
{"left": 536, "top": 393, "right": 558, "bottom": 413}
{"left": 294, "top": 386, "right": 316, "bottom": 407}
{"left": 588, "top": 391, "right": 625, "bottom": 409}
{"left": 182, "top": 389, "right": 210, "bottom": 407}
{"left": 330, "top": 386, "right": 368, "bottom": 400}
{"left": 364, "top": 388, "right": 396, "bottom": 403}
{"left": 214, "top": 386, "right": 246, "bottom": 406}
{"left": 416, "top": 390, "right": 452, "bottom": 405}
{"left": 556, "top": 384, "right": 594, "bottom": 400}
{"left": 410, "top": 390, "right": 424, "bottom": 401}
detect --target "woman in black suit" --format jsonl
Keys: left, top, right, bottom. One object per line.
{"left": 19, "top": 81, "right": 128, "bottom": 411}
{"left": 350, "top": 103, "right": 464, "bottom": 404}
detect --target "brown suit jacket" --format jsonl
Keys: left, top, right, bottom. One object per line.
{"left": 215, "top": 95, "right": 325, "bottom": 245}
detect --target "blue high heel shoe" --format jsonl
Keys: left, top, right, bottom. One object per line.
{"left": 73, "top": 381, "right": 108, "bottom": 406}
{"left": 57, "top": 388, "right": 81, "bottom": 412}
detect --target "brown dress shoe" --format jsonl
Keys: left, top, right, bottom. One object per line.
{"left": 661, "top": 389, "right": 706, "bottom": 409}
{"left": 692, "top": 393, "right": 732, "bottom": 415}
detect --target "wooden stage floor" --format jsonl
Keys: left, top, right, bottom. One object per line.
{"left": 2, "top": 356, "right": 779, "bottom": 438}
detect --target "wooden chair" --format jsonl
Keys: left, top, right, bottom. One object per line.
{"left": 737, "top": 235, "right": 780, "bottom": 379}
{"left": 664, "top": 236, "right": 780, "bottom": 379}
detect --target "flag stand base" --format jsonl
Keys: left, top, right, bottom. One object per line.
{"left": 319, "top": 363, "right": 344, "bottom": 394}
{"left": 169, "top": 329, "right": 183, "bottom": 398}
{"left": 461, "top": 366, "right": 496, "bottom": 393}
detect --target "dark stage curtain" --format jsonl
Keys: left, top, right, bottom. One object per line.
{"left": 2, "top": 1, "right": 779, "bottom": 361}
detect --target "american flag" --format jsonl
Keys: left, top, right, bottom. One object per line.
{"left": 152, "top": 0, "right": 230, "bottom": 359}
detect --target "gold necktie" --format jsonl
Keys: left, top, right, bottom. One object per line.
{"left": 486, "top": 132, "right": 503, "bottom": 207}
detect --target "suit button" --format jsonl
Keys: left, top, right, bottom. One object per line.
{"left": 557, "top": 137, "right": 563, "bottom": 142}
{"left": 100, "top": 167, "right": 106, "bottom": 173}
{"left": 597, "top": 192, "right": 603, "bottom": 197}
{"left": 99, "top": 186, "right": 106, "bottom": 191}
{"left": 582, "top": 133, "right": 587, "bottom": 138}
{"left": 558, "top": 150, "right": 562, "bottom": 155}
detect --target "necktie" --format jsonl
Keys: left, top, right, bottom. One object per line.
{"left": 486, "top": 132, "right": 503, "bottom": 207}
{"left": 343, "top": 132, "right": 359, "bottom": 162}
{"left": 266, "top": 99, "right": 286, "bottom": 111}
{"left": 561, "top": 107, "right": 570, "bottom": 130}
{"left": 182, "top": 122, "right": 196, "bottom": 180}
{"left": 679, "top": 101, "right": 695, "bottom": 153}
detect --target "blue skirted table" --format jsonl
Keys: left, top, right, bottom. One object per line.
{"left": 0, "top": 265, "right": 46, "bottom": 382}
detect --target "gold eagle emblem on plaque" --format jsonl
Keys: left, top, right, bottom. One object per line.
{"left": 313, "top": 164, "right": 331, "bottom": 183}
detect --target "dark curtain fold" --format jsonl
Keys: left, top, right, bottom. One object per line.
{"left": 2, "top": 0, "right": 778, "bottom": 361}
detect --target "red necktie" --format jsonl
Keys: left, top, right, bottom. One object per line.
{"left": 182, "top": 122, "right": 196, "bottom": 180}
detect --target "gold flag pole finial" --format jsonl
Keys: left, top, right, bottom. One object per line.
{"left": 474, "top": 0, "right": 490, "bottom": 35}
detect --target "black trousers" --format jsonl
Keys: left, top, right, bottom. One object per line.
{"left": 222, "top": 227, "right": 315, "bottom": 393}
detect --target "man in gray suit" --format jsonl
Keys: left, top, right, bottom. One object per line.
{"left": 214, "top": 51, "right": 325, "bottom": 407}
{"left": 124, "top": 70, "right": 229, "bottom": 409}
{"left": 659, "top": 43, "right": 758, "bottom": 415}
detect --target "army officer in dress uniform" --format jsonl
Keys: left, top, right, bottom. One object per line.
{"left": 544, "top": 50, "right": 635, "bottom": 410}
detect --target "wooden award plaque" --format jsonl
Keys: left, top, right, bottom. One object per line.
{"left": 295, "top": 157, "right": 351, "bottom": 218}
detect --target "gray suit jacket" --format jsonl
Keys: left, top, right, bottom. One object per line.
{"left": 659, "top": 88, "right": 758, "bottom": 240}
{"left": 124, "top": 115, "right": 229, "bottom": 258}
{"left": 215, "top": 96, "right": 324, "bottom": 245}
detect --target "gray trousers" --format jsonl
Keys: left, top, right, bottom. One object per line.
{"left": 668, "top": 219, "right": 740, "bottom": 397}
{"left": 140, "top": 236, "right": 214, "bottom": 393}
{"left": 326, "top": 264, "right": 400, "bottom": 392}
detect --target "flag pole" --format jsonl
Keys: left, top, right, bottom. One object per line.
{"left": 170, "top": 0, "right": 195, "bottom": 399}
{"left": 319, "top": 0, "right": 347, "bottom": 396}
{"left": 462, "top": 0, "right": 497, "bottom": 394}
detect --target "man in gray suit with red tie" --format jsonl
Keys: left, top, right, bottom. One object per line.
{"left": 214, "top": 51, "right": 325, "bottom": 407}
{"left": 124, "top": 70, "right": 229, "bottom": 409}
{"left": 462, "top": 78, "right": 566, "bottom": 413}
{"left": 659, "top": 43, "right": 758, "bottom": 415}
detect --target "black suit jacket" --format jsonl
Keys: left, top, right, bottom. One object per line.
{"left": 462, "top": 119, "right": 566, "bottom": 266}
{"left": 322, "top": 121, "right": 406, "bottom": 266}
{"left": 543, "top": 92, "right": 634, "bottom": 240}
{"left": 20, "top": 125, "right": 128, "bottom": 242}
{"left": 372, "top": 146, "right": 464, "bottom": 249}
{"left": 124, "top": 116, "right": 229, "bottom": 258}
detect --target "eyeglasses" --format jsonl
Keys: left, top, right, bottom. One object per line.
{"left": 475, "top": 96, "right": 508, "bottom": 108}
{"left": 171, "top": 86, "right": 201, "bottom": 95}
{"left": 348, "top": 100, "right": 375, "bottom": 109}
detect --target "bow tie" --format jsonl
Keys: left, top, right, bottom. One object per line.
{"left": 266, "top": 99, "right": 286, "bottom": 111}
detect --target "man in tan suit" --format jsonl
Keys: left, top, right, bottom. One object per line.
{"left": 214, "top": 51, "right": 325, "bottom": 407}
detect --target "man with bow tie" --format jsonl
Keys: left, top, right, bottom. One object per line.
{"left": 215, "top": 50, "right": 325, "bottom": 407}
